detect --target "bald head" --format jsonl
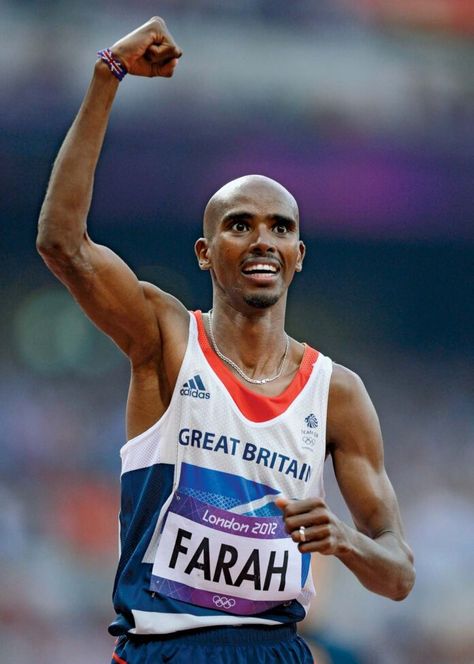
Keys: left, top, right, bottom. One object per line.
{"left": 203, "top": 175, "right": 299, "bottom": 239}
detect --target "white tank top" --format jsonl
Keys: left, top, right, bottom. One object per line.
{"left": 115, "top": 311, "right": 332, "bottom": 635}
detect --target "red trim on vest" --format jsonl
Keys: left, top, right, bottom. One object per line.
{"left": 112, "top": 652, "right": 128, "bottom": 664}
{"left": 194, "top": 310, "right": 319, "bottom": 423}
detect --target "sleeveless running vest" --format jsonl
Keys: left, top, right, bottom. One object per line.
{"left": 109, "top": 311, "right": 332, "bottom": 636}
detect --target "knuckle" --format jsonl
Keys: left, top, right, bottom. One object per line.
{"left": 150, "top": 17, "right": 166, "bottom": 34}
{"left": 316, "top": 508, "right": 330, "bottom": 522}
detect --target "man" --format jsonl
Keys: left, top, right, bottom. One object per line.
{"left": 37, "top": 16, "right": 415, "bottom": 664}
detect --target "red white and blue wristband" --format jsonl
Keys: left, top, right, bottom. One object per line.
{"left": 97, "top": 48, "right": 128, "bottom": 81}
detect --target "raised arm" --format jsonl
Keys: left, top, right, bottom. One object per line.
{"left": 36, "top": 18, "right": 184, "bottom": 364}
{"left": 277, "top": 364, "right": 415, "bottom": 601}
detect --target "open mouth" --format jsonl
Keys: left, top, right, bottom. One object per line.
{"left": 241, "top": 262, "right": 280, "bottom": 277}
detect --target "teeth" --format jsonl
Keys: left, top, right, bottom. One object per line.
{"left": 243, "top": 263, "right": 278, "bottom": 273}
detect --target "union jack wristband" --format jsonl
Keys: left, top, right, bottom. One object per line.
{"left": 97, "top": 48, "right": 128, "bottom": 81}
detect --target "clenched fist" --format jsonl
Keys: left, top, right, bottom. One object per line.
{"left": 276, "top": 496, "right": 351, "bottom": 556}
{"left": 110, "top": 16, "right": 182, "bottom": 78}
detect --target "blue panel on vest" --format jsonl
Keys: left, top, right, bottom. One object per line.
{"left": 244, "top": 501, "right": 282, "bottom": 517}
{"left": 301, "top": 552, "right": 311, "bottom": 587}
{"left": 180, "top": 462, "right": 280, "bottom": 506}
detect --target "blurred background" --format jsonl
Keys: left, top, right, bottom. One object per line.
{"left": 1, "top": 1, "right": 473, "bottom": 663}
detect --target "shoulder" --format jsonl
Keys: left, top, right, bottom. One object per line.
{"left": 140, "top": 280, "right": 189, "bottom": 318}
{"left": 329, "top": 362, "right": 365, "bottom": 404}
{"left": 327, "top": 362, "right": 381, "bottom": 449}
{"left": 139, "top": 281, "right": 189, "bottom": 322}
{"left": 131, "top": 281, "right": 190, "bottom": 365}
{"left": 142, "top": 280, "right": 190, "bottom": 332}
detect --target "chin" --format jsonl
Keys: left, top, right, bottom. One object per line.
{"left": 243, "top": 293, "right": 280, "bottom": 309}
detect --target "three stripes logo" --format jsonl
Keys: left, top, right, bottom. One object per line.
{"left": 180, "top": 374, "right": 210, "bottom": 399}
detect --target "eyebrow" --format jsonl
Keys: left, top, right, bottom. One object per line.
{"left": 222, "top": 211, "right": 297, "bottom": 227}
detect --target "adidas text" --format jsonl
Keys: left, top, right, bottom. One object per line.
{"left": 181, "top": 374, "right": 210, "bottom": 399}
{"left": 180, "top": 387, "right": 210, "bottom": 399}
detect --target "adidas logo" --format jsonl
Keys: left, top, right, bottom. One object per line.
{"left": 180, "top": 374, "right": 210, "bottom": 399}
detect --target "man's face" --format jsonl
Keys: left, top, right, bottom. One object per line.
{"left": 196, "top": 177, "right": 305, "bottom": 310}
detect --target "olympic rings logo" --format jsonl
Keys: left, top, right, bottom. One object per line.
{"left": 212, "top": 594, "right": 236, "bottom": 609}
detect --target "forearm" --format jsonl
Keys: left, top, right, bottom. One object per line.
{"left": 336, "top": 525, "right": 415, "bottom": 600}
{"left": 37, "top": 60, "right": 119, "bottom": 256}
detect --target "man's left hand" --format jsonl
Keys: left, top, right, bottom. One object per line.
{"left": 275, "top": 496, "right": 351, "bottom": 556}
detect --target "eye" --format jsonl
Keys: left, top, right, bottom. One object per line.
{"left": 231, "top": 220, "right": 249, "bottom": 232}
{"left": 273, "top": 223, "right": 289, "bottom": 235}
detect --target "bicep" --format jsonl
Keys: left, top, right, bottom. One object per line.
{"left": 41, "top": 235, "right": 163, "bottom": 361}
{"left": 327, "top": 366, "right": 405, "bottom": 539}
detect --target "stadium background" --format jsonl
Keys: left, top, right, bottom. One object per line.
{"left": 1, "top": 1, "right": 473, "bottom": 662}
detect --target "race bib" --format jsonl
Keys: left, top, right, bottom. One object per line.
{"left": 150, "top": 492, "right": 302, "bottom": 615}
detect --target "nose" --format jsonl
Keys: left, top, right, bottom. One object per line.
{"left": 249, "top": 223, "right": 276, "bottom": 254}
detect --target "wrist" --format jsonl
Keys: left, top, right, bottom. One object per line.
{"left": 335, "top": 522, "right": 356, "bottom": 560}
{"left": 94, "top": 59, "right": 121, "bottom": 85}
{"left": 96, "top": 48, "right": 128, "bottom": 82}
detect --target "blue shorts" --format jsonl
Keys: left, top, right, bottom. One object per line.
{"left": 111, "top": 623, "right": 313, "bottom": 663}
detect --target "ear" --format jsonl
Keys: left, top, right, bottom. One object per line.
{"left": 194, "top": 237, "right": 211, "bottom": 270}
{"left": 295, "top": 240, "right": 306, "bottom": 272}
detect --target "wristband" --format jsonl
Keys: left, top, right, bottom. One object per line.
{"left": 97, "top": 48, "right": 128, "bottom": 81}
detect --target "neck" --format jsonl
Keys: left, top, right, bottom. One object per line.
{"left": 206, "top": 301, "right": 289, "bottom": 380}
